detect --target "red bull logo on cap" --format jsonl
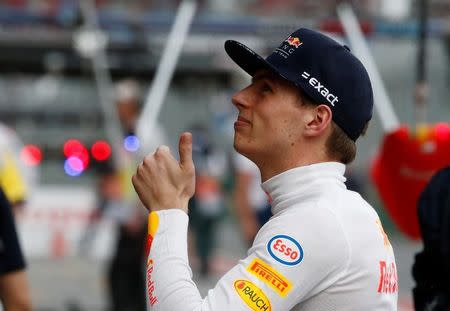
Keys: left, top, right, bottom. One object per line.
{"left": 286, "top": 36, "right": 302, "bottom": 48}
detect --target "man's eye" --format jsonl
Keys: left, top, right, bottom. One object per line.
{"left": 261, "top": 83, "right": 272, "bottom": 93}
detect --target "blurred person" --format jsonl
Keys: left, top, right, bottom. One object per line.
{"left": 89, "top": 79, "right": 166, "bottom": 311}
{"left": 0, "top": 123, "right": 37, "bottom": 212}
{"left": 232, "top": 152, "right": 270, "bottom": 246}
{"left": 412, "top": 165, "right": 450, "bottom": 311}
{"left": 188, "top": 124, "right": 227, "bottom": 276}
{"left": 132, "top": 28, "right": 398, "bottom": 310}
{"left": 0, "top": 188, "right": 31, "bottom": 311}
{"left": 0, "top": 123, "right": 33, "bottom": 310}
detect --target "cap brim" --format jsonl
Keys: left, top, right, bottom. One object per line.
{"left": 225, "top": 40, "right": 280, "bottom": 78}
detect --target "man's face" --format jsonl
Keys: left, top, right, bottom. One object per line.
{"left": 231, "top": 70, "right": 309, "bottom": 162}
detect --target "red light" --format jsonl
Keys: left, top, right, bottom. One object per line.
{"left": 63, "top": 139, "right": 84, "bottom": 158}
{"left": 91, "top": 141, "right": 111, "bottom": 161}
{"left": 63, "top": 139, "right": 89, "bottom": 169}
{"left": 434, "top": 123, "right": 450, "bottom": 142}
{"left": 20, "top": 144, "right": 42, "bottom": 166}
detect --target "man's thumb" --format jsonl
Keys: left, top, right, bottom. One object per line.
{"left": 179, "top": 132, "right": 193, "bottom": 168}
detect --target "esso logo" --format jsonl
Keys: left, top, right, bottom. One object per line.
{"left": 267, "top": 235, "right": 303, "bottom": 266}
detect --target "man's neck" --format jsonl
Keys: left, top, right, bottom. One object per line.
{"left": 256, "top": 148, "right": 332, "bottom": 182}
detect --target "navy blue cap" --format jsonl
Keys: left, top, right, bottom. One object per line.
{"left": 224, "top": 28, "right": 373, "bottom": 141}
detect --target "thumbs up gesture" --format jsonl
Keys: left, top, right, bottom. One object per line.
{"left": 132, "top": 132, "right": 196, "bottom": 213}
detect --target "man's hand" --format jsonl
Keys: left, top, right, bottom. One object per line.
{"left": 132, "top": 132, "right": 195, "bottom": 213}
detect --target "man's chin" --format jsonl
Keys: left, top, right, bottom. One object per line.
{"left": 233, "top": 140, "right": 252, "bottom": 159}
{"left": 233, "top": 137, "right": 243, "bottom": 152}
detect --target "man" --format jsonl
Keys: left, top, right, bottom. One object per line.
{"left": 412, "top": 165, "right": 450, "bottom": 310}
{"left": 0, "top": 187, "right": 32, "bottom": 310}
{"left": 0, "top": 123, "right": 33, "bottom": 310}
{"left": 132, "top": 28, "right": 398, "bottom": 310}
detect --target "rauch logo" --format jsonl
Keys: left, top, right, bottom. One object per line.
{"left": 234, "top": 279, "right": 271, "bottom": 311}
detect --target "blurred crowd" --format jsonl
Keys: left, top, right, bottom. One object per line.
{"left": 1, "top": 0, "right": 449, "bottom": 19}
{"left": 0, "top": 0, "right": 449, "bottom": 310}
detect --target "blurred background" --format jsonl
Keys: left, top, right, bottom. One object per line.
{"left": 0, "top": 0, "right": 449, "bottom": 310}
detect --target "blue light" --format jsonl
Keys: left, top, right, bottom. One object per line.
{"left": 64, "top": 156, "right": 84, "bottom": 177}
{"left": 123, "top": 135, "right": 140, "bottom": 152}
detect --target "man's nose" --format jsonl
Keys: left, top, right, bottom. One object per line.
{"left": 231, "top": 88, "right": 250, "bottom": 110}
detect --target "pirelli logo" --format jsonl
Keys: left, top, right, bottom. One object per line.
{"left": 247, "top": 258, "right": 292, "bottom": 297}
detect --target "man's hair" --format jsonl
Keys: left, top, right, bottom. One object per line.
{"left": 326, "top": 122, "right": 357, "bottom": 164}
{"left": 299, "top": 90, "right": 367, "bottom": 164}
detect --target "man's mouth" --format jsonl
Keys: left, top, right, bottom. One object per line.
{"left": 237, "top": 116, "right": 251, "bottom": 124}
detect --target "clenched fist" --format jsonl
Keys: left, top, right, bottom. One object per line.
{"left": 132, "top": 132, "right": 196, "bottom": 213}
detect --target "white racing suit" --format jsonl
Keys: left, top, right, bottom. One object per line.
{"left": 145, "top": 162, "right": 398, "bottom": 310}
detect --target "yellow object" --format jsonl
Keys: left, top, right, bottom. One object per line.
{"left": 0, "top": 151, "right": 27, "bottom": 204}
{"left": 376, "top": 219, "right": 392, "bottom": 249}
{"left": 247, "top": 258, "right": 292, "bottom": 297}
{"left": 415, "top": 123, "right": 431, "bottom": 143}
{"left": 234, "top": 279, "right": 272, "bottom": 311}
{"left": 148, "top": 212, "right": 159, "bottom": 237}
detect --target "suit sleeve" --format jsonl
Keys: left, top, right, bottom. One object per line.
{"left": 146, "top": 207, "right": 350, "bottom": 311}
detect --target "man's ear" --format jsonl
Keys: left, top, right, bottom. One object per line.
{"left": 303, "top": 104, "right": 333, "bottom": 137}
